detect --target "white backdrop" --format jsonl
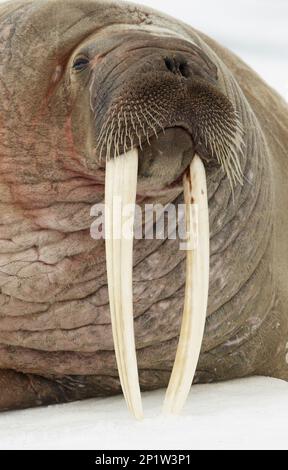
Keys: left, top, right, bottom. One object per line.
{"left": 0, "top": 0, "right": 287, "bottom": 451}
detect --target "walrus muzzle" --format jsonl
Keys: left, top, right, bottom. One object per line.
{"left": 80, "top": 31, "right": 244, "bottom": 418}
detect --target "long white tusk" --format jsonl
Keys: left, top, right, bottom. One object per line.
{"left": 105, "top": 148, "right": 143, "bottom": 420}
{"left": 163, "top": 154, "right": 210, "bottom": 414}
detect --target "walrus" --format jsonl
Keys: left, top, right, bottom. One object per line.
{"left": 0, "top": 0, "right": 287, "bottom": 418}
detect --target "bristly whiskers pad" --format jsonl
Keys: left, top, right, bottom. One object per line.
{"left": 95, "top": 75, "right": 244, "bottom": 190}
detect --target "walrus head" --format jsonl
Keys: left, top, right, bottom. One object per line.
{"left": 64, "top": 27, "right": 244, "bottom": 417}
{"left": 69, "top": 29, "right": 243, "bottom": 192}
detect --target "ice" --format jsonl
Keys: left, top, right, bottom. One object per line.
{"left": 1, "top": 377, "right": 288, "bottom": 450}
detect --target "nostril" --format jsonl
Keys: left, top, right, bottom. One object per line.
{"left": 164, "top": 56, "right": 189, "bottom": 78}
{"left": 164, "top": 57, "right": 176, "bottom": 74}
{"left": 179, "top": 61, "right": 189, "bottom": 78}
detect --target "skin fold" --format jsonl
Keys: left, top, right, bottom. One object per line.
{"left": 0, "top": 0, "right": 287, "bottom": 411}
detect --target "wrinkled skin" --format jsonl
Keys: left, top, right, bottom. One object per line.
{"left": 0, "top": 0, "right": 288, "bottom": 411}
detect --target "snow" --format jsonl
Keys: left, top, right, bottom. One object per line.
{"left": 0, "top": 0, "right": 287, "bottom": 451}
{"left": 1, "top": 377, "right": 288, "bottom": 450}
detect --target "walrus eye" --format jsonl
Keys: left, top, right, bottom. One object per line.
{"left": 72, "top": 57, "right": 89, "bottom": 71}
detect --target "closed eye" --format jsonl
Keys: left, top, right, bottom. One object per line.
{"left": 72, "top": 57, "right": 89, "bottom": 71}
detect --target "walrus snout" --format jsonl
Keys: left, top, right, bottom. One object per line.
{"left": 68, "top": 29, "right": 244, "bottom": 186}
{"left": 76, "top": 32, "right": 244, "bottom": 186}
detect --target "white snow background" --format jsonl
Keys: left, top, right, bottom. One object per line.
{"left": 0, "top": 0, "right": 288, "bottom": 451}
